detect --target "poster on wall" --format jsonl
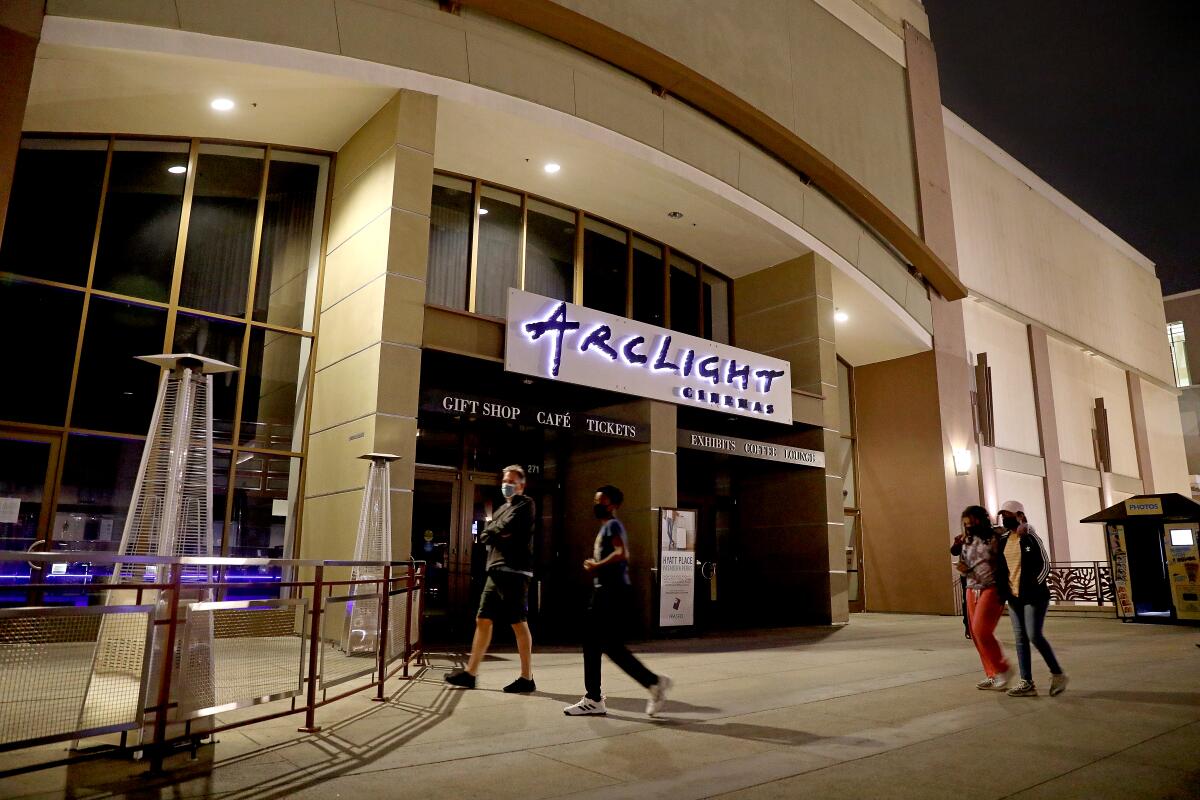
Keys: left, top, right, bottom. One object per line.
{"left": 1107, "top": 525, "right": 1135, "bottom": 619}
{"left": 659, "top": 509, "right": 697, "bottom": 627}
{"left": 1163, "top": 524, "right": 1200, "bottom": 621}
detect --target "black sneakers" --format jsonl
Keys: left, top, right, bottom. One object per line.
{"left": 503, "top": 676, "right": 537, "bottom": 693}
{"left": 443, "top": 669, "right": 476, "bottom": 689}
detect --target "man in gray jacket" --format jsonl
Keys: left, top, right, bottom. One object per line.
{"left": 445, "top": 465, "right": 537, "bottom": 692}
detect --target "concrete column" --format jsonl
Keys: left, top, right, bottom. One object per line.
{"left": 734, "top": 253, "right": 846, "bottom": 625}
{"left": 1027, "top": 325, "right": 1071, "bottom": 560}
{"left": 0, "top": 2, "right": 43, "bottom": 244}
{"left": 1127, "top": 370, "right": 1155, "bottom": 492}
{"left": 301, "top": 91, "right": 436, "bottom": 562}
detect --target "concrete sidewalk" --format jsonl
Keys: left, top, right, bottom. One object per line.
{"left": 3, "top": 614, "right": 1198, "bottom": 799}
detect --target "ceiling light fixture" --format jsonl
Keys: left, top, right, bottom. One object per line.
{"left": 667, "top": 211, "right": 684, "bottom": 219}
{"left": 834, "top": 310, "right": 849, "bottom": 323}
{"left": 478, "top": 208, "right": 489, "bottom": 215}
{"left": 168, "top": 165, "right": 187, "bottom": 175}
{"left": 210, "top": 97, "right": 235, "bottom": 112}
{"left": 543, "top": 162, "right": 560, "bottom": 174}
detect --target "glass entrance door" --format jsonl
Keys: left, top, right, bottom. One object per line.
{"left": 0, "top": 429, "right": 61, "bottom": 605}
{"left": 412, "top": 468, "right": 461, "bottom": 640}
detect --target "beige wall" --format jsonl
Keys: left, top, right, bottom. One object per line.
{"left": 1062, "top": 480, "right": 1105, "bottom": 562}
{"left": 962, "top": 300, "right": 1039, "bottom": 456}
{"left": 301, "top": 90, "right": 435, "bottom": 562}
{"left": 1140, "top": 378, "right": 1191, "bottom": 496}
{"left": 946, "top": 125, "right": 1173, "bottom": 386}
{"left": 549, "top": 0, "right": 920, "bottom": 231}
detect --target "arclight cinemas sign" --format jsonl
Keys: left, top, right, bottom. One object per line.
{"left": 505, "top": 289, "right": 792, "bottom": 424}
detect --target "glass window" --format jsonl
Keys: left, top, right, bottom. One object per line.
{"left": 239, "top": 328, "right": 309, "bottom": 453}
{"left": 93, "top": 141, "right": 189, "bottom": 302}
{"left": 226, "top": 453, "right": 297, "bottom": 597}
{"left": 172, "top": 312, "right": 245, "bottom": 444}
{"left": 0, "top": 279, "right": 83, "bottom": 425}
{"left": 524, "top": 199, "right": 574, "bottom": 301}
{"left": 255, "top": 152, "right": 327, "bottom": 330}
{"left": 72, "top": 297, "right": 167, "bottom": 434}
{"left": 582, "top": 218, "right": 627, "bottom": 316}
{"left": 426, "top": 174, "right": 473, "bottom": 310}
{"left": 632, "top": 237, "right": 664, "bottom": 327}
{"left": 54, "top": 434, "right": 144, "bottom": 575}
{"left": 0, "top": 437, "right": 54, "bottom": 590}
{"left": 669, "top": 253, "right": 700, "bottom": 335}
{"left": 1168, "top": 321, "right": 1190, "bottom": 387}
{"left": 702, "top": 269, "right": 730, "bottom": 343}
{"left": 179, "top": 145, "right": 264, "bottom": 316}
{"left": 0, "top": 138, "right": 107, "bottom": 286}
{"left": 475, "top": 186, "right": 521, "bottom": 317}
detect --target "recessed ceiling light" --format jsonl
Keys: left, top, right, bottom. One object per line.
{"left": 210, "top": 97, "right": 235, "bottom": 112}
{"left": 834, "top": 310, "right": 849, "bottom": 323}
{"left": 168, "top": 165, "right": 187, "bottom": 174}
{"left": 667, "top": 211, "right": 684, "bottom": 219}
{"left": 543, "top": 162, "right": 560, "bottom": 174}
{"left": 478, "top": 208, "right": 489, "bottom": 215}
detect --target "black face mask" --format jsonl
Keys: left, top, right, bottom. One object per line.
{"left": 1002, "top": 515, "right": 1020, "bottom": 531}
{"left": 593, "top": 503, "right": 610, "bottom": 520}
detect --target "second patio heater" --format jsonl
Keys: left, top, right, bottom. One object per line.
{"left": 343, "top": 453, "right": 400, "bottom": 655}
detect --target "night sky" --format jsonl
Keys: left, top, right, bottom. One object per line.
{"left": 923, "top": 1, "right": 1200, "bottom": 296}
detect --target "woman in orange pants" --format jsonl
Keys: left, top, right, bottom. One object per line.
{"left": 952, "top": 506, "right": 1011, "bottom": 690}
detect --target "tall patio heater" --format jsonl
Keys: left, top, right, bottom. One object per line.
{"left": 343, "top": 453, "right": 400, "bottom": 655}
{"left": 80, "top": 354, "right": 237, "bottom": 738}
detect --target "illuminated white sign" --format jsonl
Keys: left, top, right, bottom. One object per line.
{"left": 505, "top": 289, "right": 792, "bottom": 424}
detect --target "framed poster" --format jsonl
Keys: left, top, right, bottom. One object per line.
{"left": 659, "top": 508, "right": 697, "bottom": 627}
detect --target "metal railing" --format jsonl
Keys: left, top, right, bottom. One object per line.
{"left": 0, "top": 551, "right": 424, "bottom": 773}
{"left": 951, "top": 560, "right": 1113, "bottom": 614}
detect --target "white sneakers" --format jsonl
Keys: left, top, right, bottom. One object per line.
{"left": 646, "top": 675, "right": 673, "bottom": 717}
{"left": 992, "top": 669, "right": 1012, "bottom": 690}
{"left": 563, "top": 675, "right": 674, "bottom": 717}
{"left": 563, "top": 696, "right": 607, "bottom": 716}
{"left": 1049, "top": 673, "right": 1069, "bottom": 696}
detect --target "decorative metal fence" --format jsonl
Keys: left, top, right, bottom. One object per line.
{"left": 0, "top": 551, "right": 424, "bottom": 773}
{"left": 952, "top": 561, "right": 1113, "bottom": 614}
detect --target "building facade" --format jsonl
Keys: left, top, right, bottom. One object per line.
{"left": 0, "top": 0, "right": 1187, "bottom": 632}
{"left": 1162, "top": 290, "right": 1200, "bottom": 500}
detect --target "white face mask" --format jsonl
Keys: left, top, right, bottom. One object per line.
{"left": 501, "top": 483, "right": 517, "bottom": 499}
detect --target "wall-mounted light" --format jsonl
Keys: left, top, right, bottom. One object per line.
{"left": 953, "top": 447, "right": 973, "bottom": 476}
{"left": 478, "top": 208, "right": 489, "bottom": 215}
{"left": 167, "top": 165, "right": 187, "bottom": 175}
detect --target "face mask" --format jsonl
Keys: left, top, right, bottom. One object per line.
{"left": 501, "top": 483, "right": 516, "bottom": 499}
{"left": 1002, "top": 515, "right": 1020, "bottom": 531}
{"left": 593, "top": 503, "right": 609, "bottom": 520}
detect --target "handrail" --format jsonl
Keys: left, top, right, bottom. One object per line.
{"left": 3, "top": 550, "right": 425, "bottom": 569}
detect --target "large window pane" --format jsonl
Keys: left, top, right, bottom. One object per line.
{"left": 582, "top": 218, "right": 627, "bottom": 316}
{"left": 225, "top": 454, "right": 297, "bottom": 597}
{"left": 72, "top": 297, "right": 167, "bottom": 434}
{"left": 632, "top": 237, "right": 664, "bottom": 327}
{"left": 179, "top": 145, "right": 264, "bottom": 316}
{"left": 524, "top": 199, "right": 574, "bottom": 301}
{"left": 93, "top": 141, "right": 188, "bottom": 302}
{"left": 475, "top": 186, "right": 521, "bottom": 317}
{"left": 54, "top": 434, "right": 144, "bottom": 578}
{"left": 0, "top": 138, "right": 107, "bottom": 286}
{"left": 426, "top": 174, "right": 473, "bottom": 310}
{"left": 0, "top": 279, "right": 83, "bottom": 425}
{"left": 669, "top": 253, "right": 699, "bottom": 335}
{"left": 239, "top": 328, "right": 308, "bottom": 452}
{"left": 702, "top": 269, "right": 730, "bottom": 343}
{"left": 255, "top": 152, "right": 326, "bottom": 330}
{"left": 172, "top": 312, "right": 245, "bottom": 444}
{"left": 0, "top": 437, "right": 53, "bottom": 593}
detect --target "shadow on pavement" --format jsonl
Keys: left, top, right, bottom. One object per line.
{"left": 1072, "top": 690, "right": 1200, "bottom": 707}
{"left": 537, "top": 690, "right": 721, "bottom": 716}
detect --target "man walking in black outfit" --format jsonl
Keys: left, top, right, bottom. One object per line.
{"left": 563, "top": 484, "right": 672, "bottom": 717}
{"left": 444, "top": 465, "right": 536, "bottom": 693}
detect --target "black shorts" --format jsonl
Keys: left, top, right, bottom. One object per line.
{"left": 477, "top": 571, "right": 530, "bottom": 624}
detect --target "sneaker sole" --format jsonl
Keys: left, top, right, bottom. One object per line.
{"left": 563, "top": 711, "right": 606, "bottom": 716}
